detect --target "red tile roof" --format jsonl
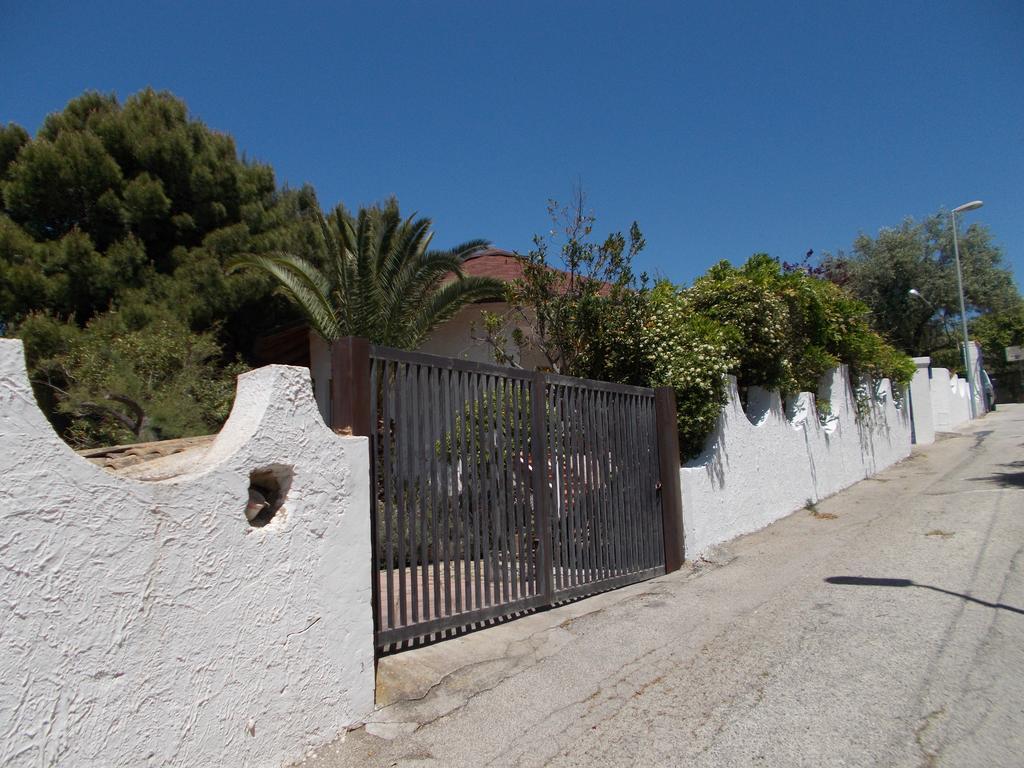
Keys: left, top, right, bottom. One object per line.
{"left": 459, "top": 248, "right": 612, "bottom": 294}
{"left": 459, "top": 249, "right": 529, "bottom": 282}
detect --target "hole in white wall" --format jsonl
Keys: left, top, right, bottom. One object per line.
{"left": 246, "top": 465, "right": 293, "bottom": 527}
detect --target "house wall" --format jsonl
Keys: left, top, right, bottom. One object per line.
{"left": 0, "top": 340, "right": 374, "bottom": 768}
{"left": 679, "top": 367, "right": 912, "bottom": 559}
{"left": 418, "top": 302, "right": 549, "bottom": 370}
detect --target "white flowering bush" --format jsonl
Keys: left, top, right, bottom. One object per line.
{"left": 640, "top": 281, "right": 738, "bottom": 459}
{"left": 688, "top": 255, "right": 796, "bottom": 393}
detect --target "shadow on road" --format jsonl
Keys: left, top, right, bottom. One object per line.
{"left": 825, "top": 576, "right": 1024, "bottom": 616}
{"left": 965, "top": 470, "right": 1024, "bottom": 488}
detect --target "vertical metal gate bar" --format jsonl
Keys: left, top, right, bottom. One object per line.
{"left": 564, "top": 383, "right": 579, "bottom": 590}
{"left": 654, "top": 387, "right": 684, "bottom": 572}
{"left": 586, "top": 387, "right": 602, "bottom": 582}
{"left": 404, "top": 363, "right": 417, "bottom": 625}
{"left": 599, "top": 390, "right": 614, "bottom": 580}
{"left": 598, "top": 393, "right": 610, "bottom": 581}
{"left": 394, "top": 362, "right": 408, "bottom": 628}
{"left": 447, "top": 368, "right": 462, "bottom": 616}
{"left": 416, "top": 364, "right": 430, "bottom": 622}
{"left": 487, "top": 374, "right": 504, "bottom": 607}
{"left": 510, "top": 379, "right": 522, "bottom": 602}
{"left": 468, "top": 371, "right": 485, "bottom": 608}
{"left": 440, "top": 367, "right": 453, "bottom": 619}
{"left": 581, "top": 387, "right": 595, "bottom": 585}
{"left": 457, "top": 370, "right": 470, "bottom": 611}
{"left": 611, "top": 391, "right": 627, "bottom": 577}
{"left": 530, "top": 370, "right": 554, "bottom": 605}
{"left": 382, "top": 361, "right": 395, "bottom": 629}
{"left": 644, "top": 398, "right": 660, "bottom": 568}
{"left": 637, "top": 396, "right": 652, "bottom": 569}
{"left": 626, "top": 394, "right": 641, "bottom": 572}
{"left": 428, "top": 366, "right": 442, "bottom": 620}
{"left": 500, "top": 378, "right": 515, "bottom": 603}
{"left": 369, "top": 357, "right": 380, "bottom": 633}
{"left": 570, "top": 384, "right": 585, "bottom": 588}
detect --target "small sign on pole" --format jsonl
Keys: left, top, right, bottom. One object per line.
{"left": 1007, "top": 345, "right": 1024, "bottom": 362}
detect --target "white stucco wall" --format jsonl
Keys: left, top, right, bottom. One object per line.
{"left": 950, "top": 374, "right": 972, "bottom": 426}
{"left": 679, "top": 367, "right": 911, "bottom": 558}
{"left": 909, "top": 357, "right": 935, "bottom": 445}
{"left": 929, "top": 366, "right": 972, "bottom": 431}
{"left": 0, "top": 340, "right": 374, "bottom": 768}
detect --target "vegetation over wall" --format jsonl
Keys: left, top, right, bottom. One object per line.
{"left": 1, "top": 90, "right": 319, "bottom": 446}
{"left": 482, "top": 196, "right": 916, "bottom": 459}
{"left": 819, "top": 213, "right": 1022, "bottom": 400}
{"left": 5, "top": 90, "right": 1012, "bottom": 453}
{"left": 2, "top": 90, "right": 496, "bottom": 446}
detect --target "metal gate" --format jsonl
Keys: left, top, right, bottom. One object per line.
{"left": 330, "top": 339, "right": 683, "bottom": 653}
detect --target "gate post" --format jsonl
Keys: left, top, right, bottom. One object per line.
{"left": 329, "top": 336, "right": 378, "bottom": 657}
{"left": 530, "top": 370, "right": 555, "bottom": 605}
{"left": 654, "top": 387, "right": 685, "bottom": 572}
{"left": 329, "top": 336, "right": 372, "bottom": 436}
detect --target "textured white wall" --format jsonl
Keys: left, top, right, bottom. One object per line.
{"left": 909, "top": 357, "right": 935, "bottom": 445}
{"left": 679, "top": 367, "right": 911, "bottom": 558}
{"left": 950, "top": 375, "right": 972, "bottom": 426}
{"left": 929, "top": 367, "right": 972, "bottom": 431}
{"left": 0, "top": 340, "right": 374, "bottom": 768}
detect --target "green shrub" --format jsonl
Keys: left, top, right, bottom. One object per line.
{"left": 641, "top": 281, "right": 738, "bottom": 459}
{"left": 688, "top": 255, "right": 794, "bottom": 393}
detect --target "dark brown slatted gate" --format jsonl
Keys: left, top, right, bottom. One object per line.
{"left": 543, "top": 374, "right": 666, "bottom": 602}
{"left": 331, "top": 339, "right": 683, "bottom": 653}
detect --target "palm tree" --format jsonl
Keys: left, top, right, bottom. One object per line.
{"left": 231, "top": 200, "right": 505, "bottom": 348}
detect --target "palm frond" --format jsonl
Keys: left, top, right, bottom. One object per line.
{"left": 229, "top": 253, "right": 340, "bottom": 340}
{"left": 407, "top": 276, "right": 506, "bottom": 346}
{"left": 235, "top": 201, "right": 496, "bottom": 350}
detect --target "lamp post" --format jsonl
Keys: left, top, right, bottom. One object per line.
{"left": 951, "top": 200, "right": 983, "bottom": 418}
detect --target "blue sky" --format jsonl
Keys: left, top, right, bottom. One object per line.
{"left": 2, "top": 1, "right": 1022, "bottom": 287}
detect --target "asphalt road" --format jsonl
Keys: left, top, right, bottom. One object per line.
{"left": 297, "top": 405, "right": 1024, "bottom": 768}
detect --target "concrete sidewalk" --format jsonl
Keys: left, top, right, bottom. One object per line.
{"left": 294, "top": 405, "right": 1024, "bottom": 767}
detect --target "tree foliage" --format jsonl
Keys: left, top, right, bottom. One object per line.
{"left": 1, "top": 89, "right": 317, "bottom": 446}
{"left": 971, "top": 300, "right": 1024, "bottom": 402}
{"left": 18, "top": 311, "right": 243, "bottom": 448}
{"left": 479, "top": 191, "right": 646, "bottom": 376}
{"left": 231, "top": 200, "right": 505, "bottom": 347}
{"left": 485, "top": 200, "right": 915, "bottom": 459}
{"left": 821, "top": 213, "right": 1020, "bottom": 356}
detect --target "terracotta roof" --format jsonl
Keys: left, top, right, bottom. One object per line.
{"left": 459, "top": 248, "right": 612, "bottom": 295}
{"left": 460, "top": 249, "right": 529, "bottom": 282}
{"left": 78, "top": 434, "right": 216, "bottom": 473}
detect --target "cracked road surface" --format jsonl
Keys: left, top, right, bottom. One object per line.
{"left": 296, "top": 405, "right": 1024, "bottom": 767}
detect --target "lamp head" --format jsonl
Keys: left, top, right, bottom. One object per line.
{"left": 908, "top": 288, "right": 921, "bottom": 298}
{"left": 953, "top": 200, "right": 984, "bottom": 214}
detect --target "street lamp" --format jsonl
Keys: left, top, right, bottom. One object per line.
{"left": 951, "top": 200, "right": 983, "bottom": 418}
{"left": 908, "top": 288, "right": 932, "bottom": 309}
